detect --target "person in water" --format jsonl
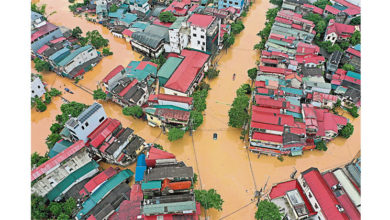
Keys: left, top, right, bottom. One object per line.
{"left": 233, "top": 73, "right": 236, "bottom": 80}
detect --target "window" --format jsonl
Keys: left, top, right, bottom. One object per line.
{"left": 332, "top": 36, "right": 336, "bottom": 41}
{"left": 99, "top": 116, "right": 105, "bottom": 122}
{"left": 81, "top": 126, "right": 84, "bottom": 130}
{"left": 193, "top": 33, "right": 197, "bottom": 37}
{"left": 32, "top": 90, "right": 35, "bottom": 93}
{"left": 314, "top": 203, "right": 319, "bottom": 209}
{"left": 65, "top": 165, "right": 74, "bottom": 173}
{"left": 229, "top": 1, "right": 232, "bottom": 4}
{"left": 197, "top": 40, "right": 200, "bottom": 44}
{"left": 150, "top": 116, "right": 154, "bottom": 120}
{"left": 157, "top": 216, "right": 164, "bottom": 220}
{"left": 308, "top": 192, "right": 312, "bottom": 198}
{"left": 38, "top": 85, "right": 41, "bottom": 89}
{"left": 202, "top": 42, "right": 205, "bottom": 45}
{"left": 85, "top": 122, "right": 89, "bottom": 127}
{"left": 201, "top": 35, "right": 204, "bottom": 39}
{"left": 235, "top": 2, "right": 238, "bottom": 5}
{"left": 48, "top": 177, "right": 56, "bottom": 187}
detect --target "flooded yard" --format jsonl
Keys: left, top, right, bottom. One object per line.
{"left": 32, "top": 0, "right": 360, "bottom": 219}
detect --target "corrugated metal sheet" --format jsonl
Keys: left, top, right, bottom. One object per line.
{"left": 333, "top": 169, "right": 361, "bottom": 208}
{"left": 142, "top": 200, "right": 196, "bottom": 215}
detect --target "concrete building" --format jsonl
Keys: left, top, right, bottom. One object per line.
{"left": 187, "top": 13, "right": 220, "bottom": 54}
{"left": 31, "top": 141, "right": 99, "bottom": 201}
{"left": 217, "top": 0, "right": 245, "bottom": 11}
{"left": 64, "top": 102, "right": 107, "bottom": 142}
{"left": 131, "top": 25, "right": 169, "bottom": 58}
{"left": 31, "top": 75, "right": 46, "bottom": 98}
{"left": 128, "top": 0, "right": 151, "bottom": 15}
{"left": 31, "top": 22, "right": 63, "bottom": 53}
{"left": 167, "top": 16, "right": 190, "bottom": 53}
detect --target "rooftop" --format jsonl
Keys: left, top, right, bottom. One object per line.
{"left": 187, "top": 13, "right": 215, "bottom": 29}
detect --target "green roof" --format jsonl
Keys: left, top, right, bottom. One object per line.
{"left": 150, "top": 105, "right": 189, "bottom": 111}
{"left": 141, "top": 180, "right": 162, "bottom": 190}
{"left": 76, "top": 169, "right": 134, "bottom": 219}
{"left": 46, "top": 160, "right": 99, "bottom": 201}
{"left": 346, "top": 71, "right": 360, "bottom": 80}
{"left": 281, "top": 87, "right": 303, "bottom": 96}
{"left": 142, "top": 201, "right": 197, "bottom": 215}
{"left": 48, "top": 139, "right": 74, "bottom": 158}
{"left": 169, "top": 17, "right": 186, "bottom": 30}
{"left": 157, "top": 57, "right": 183, "bottom": 86}
{"left": 58, "top": 45, "right": 93, "bottom": 67}
{"left": 60, "top": 127, "right": 70, "bottom": 138}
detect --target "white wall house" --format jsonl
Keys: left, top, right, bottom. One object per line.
{"left": 168, "top": 17, "right": 190, "bottom": 54}
{"left": 129, "top": 0, "right": 151, "bottom": 14}
{"left": 65, "top": 102, "right": 107, "bottom": 142}
{"left": 324, "top": 32, "right": 338, "bottom": 45}
{"left": 60, "top": 46, "right": 99, "bottom": 76}
{"left": 31, "top": 76, "right": 46, "bottom": 98}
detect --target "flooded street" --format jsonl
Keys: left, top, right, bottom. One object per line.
{"left": 31, "top": 0, "right": 360, "bottom": 219}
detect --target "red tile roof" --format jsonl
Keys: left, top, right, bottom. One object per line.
{"left": 302, "top": 4, "right": 324, "bottom": 14}
{"left": 255, "top": 81, "right": 266, "bottom": 88}
{"left": 346, "top": 47, "right": 361, "bottom": 57}
{"left": 187, "top": 14, "right": 216, "bottom": 29}
{"left": 296, "top": 54, "right": 325, "bottom": 65}
{"left": 252, "top": 111, "right": 295, "bottom": 127}
{"left": 255, "top": 96, "right": 291, "bottom": 109}
{"left": 302, "top": 168, "right": 350, "bottom": 220}
{"left": 275, "top": 16, "right": 293, "bottom": 25}
{"left": 277, "top": 10, "right": 314, "bottom": 26}
{"left": 296, "top": 42, "right": 320, "bottom": 55}
{"left": 269, "top": 180, "right": 317, "bottom": 215}
{"left": 31, "top": 22, "right": 58, "bottom": 42}
{"left": 149, "top": 93, "right": 193, "bottom": 105}
{"left": 251, "top": 121, "right": 284, "bottom": 132}
{"left": 322, "top": 172, "right": 361, "bottom": 220}
{"left": 252, "top": 132, "right": 283, "bottom": 143}
{"left": 79, "top": 167, "right": 118, "bottom": 196}
{"left": 291, "top": 23, "right": 303, "bottom": 30}
{"left": 102, "top": 65, "right": 125, "bottom": 84}
{"left": 88, "top": 118, "right": 121, "bottom": 148}
{"left": 262, "top": 50, "right": 289, "bottom": 59}
{"left": 50, "top": 37, "right": 66, "bottom": 44}
{"left": 259, "top": 66, "right": 292, "bottom": 76}
{"left": 31, "top": 140, "right": 85, "bottom": 181}
{"left": 118, "top": 79, "right": 139, "bottom": 97}
{"left": 164, "top": 49, "right": 210, "bottom": 93}
{"left": 155, "top": 108, "right": 190, "bottom": 121}
{"left": 146, "top": 147, "right": 176, "bottom": 167}
{"left": 326, "top": 19, "right": 355, "bottom": 36}
{"left": 153, "top": 19, "right": 173, "bottom": 27}
{"left": 37, "top": 45, "right": 49, "bottom": 54}
{"left": 325, "top": 5, "right": 341, "bottom": 15}
{"left": 122, "top": 29, "right": 133, "bottom": 37}
{"left": 252, "top": 105, "right": 281, "bottom": 114}
{"left": 261, "top": 58, "right": 279, "bottom": 65}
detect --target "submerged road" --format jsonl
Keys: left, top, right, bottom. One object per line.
{"left": 32, "top": 0, "right": 361, "bottom": 219}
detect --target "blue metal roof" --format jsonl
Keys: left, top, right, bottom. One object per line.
{"left": 136, "top": 154, "right": 146, "bottom": 167}
{"left": 48, "top": 139, "right": 74, "bottom": 158}
{"left": 119, "top": 13, "right": 138, "bottom": 25}
{"left": 108, "top": 8, "right": 126, "bottom": 18}
{"left": 49, "top": 47, "right": 70, "bottom": 63}
{"left": 354, "top": 44, "right": 361, "bottom": 51}
{"left": 281, "top": 87, "right": 303, "bottom": 96}
{"left": 57, "top": 45, "right": 93, "bottom": 67}
{"left": 346, "top": 71, "right": 360, "bottom": 80}
{"left": 135, "top": 166, "right": 146, "bottom": 182}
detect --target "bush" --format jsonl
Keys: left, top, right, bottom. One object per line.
{"left": 168, "top": 128, "right": 185, "bottom": 141}
{"left": 153, "top": 144, "right": 164, "bottom": 150}
{"left": 93, "top": 88, "right": 107, "bottom": 100}
{"left": 36, "top": 99, "right": 47, "bottom": 112}
{"left": 315, "top": 140, "right": 328, "bottom": 151}
{"left": 247, "top": 67, "right": 257, "bottom": 81}
{"left": 342, "top": 63, "right": 355, "bottom": 71}
{"left": 122, "top": 106, "right": 143, "bottom": 118}
{"left": 102, "top": 47, "right": 113, "bottom": 56}
{"left": 48, "top": 88, "right": 62, "bottom": 96}
{"left": 205, "top": 68, "right": 220, "bottom": 80}
{"left": 347, "top": 105, "right": 359, "bottom": 118}
{"left": 340, "top": 123, "right": 354, "bottom": 138}
{"left": 34, "top": 58, "right": 50, "bottom": 72}
{"left": 159, "top": 11, "right": 176, "bottom": 23}
{"left": 255, "top": 200, "right": 284, "bottom": 220}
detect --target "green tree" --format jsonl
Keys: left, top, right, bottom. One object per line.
{"left": 340, "top": 123, "right": 354, "bottom": 138}
{"left": 350, "top": 16, "right": 361, "bottom": 25}
{"left": 63, "top": 198, "right": 76, "bottom": 216}
{"left": 315, "top": 20, "right": 327, "bottom": 34}
{"left": 153, "top": 143, "right": 164, "bottom": 150}
{"left": 350, "top": 31, "right": 361, "bottom": 46}
{"left": 205, "top": 68, "right": 220, "bottom": 80}
{"left": 240, "top": 84, "right": 252, "bottom": 94}
{"left": 36, "top": 99, "right": 47, "bottom": 112}
{"left": 223, "top": 33, "right": 235, "bottom": 48}
{"left": 31, "top": 194, "right": 49, "bottom": 220}
{"left": 247, "top": 67, "right": 258, "bottom": 81}
{"left": 339, "top": 39, "right": 350, "bottom": 50}
{"left": 342, "top": 63, "right": 355, "bottom": 71}
{"left": 159, "top": 11, "right": 177, "bottom": 23}
{"left": 266, "top": 8, "right": 279, "bottom": 22}
{"left": 93, "top": 88, "right": 107, "bottom": 100}
{"left": 194, "top": 189, "right": 224, "bottom": 211}
{"left": 79, "top": 36, "right": 89, "bottom": 46}
{"left": 50, "top": 123, "right": 63, "bottom": 134}
{"left": 347, "top": 105, "right": 359, "bottom": 118}
{"left": 191, "top": 89, "right": 208, "bottom": 112}
{"left": 190, "top": 111, "right": 203, "bottom": 130}
{"left": 44, "top": 93, "right": 52, "bottom": 104}
{"left": 72, "top": 26, "right": 83, "bottom": 39}
{"left": 313, "top": 0, "right": 332, "bottom": 9}
{"left": 254, "top": 41, "right": 266, "bottom": 51}
{"left": 31, "top": 3, "right": 47, "bottom": 15}
{"left": 48, "top": 88, "right": 62, "bottom": 96}
{"left": 269, "top": 0, "right": 283, "bottom": 8}
{"left": 168, "top": 128, "right": 185, "bottom": 141}
{"left": 198, "top": 82, "right": 210, "bottom": 91}
{"left": 228, "top": 93, "right": 250, "bottom": 128}
{"left": 48, "top": 202, "right": 63, "bottom": 217}
{"left": 34, "top": 58, "right": 51, "bottom": 72}
{"left": 109, "top": 4, "right": 118, "bottom": 12}
{"left": 31, "top": 152, "right": 50, "bottom": 167}
{"left": 193, "top": 173, "right": 198, "bottom": 184}
{"left": 231, "top": 20, "right": 245, "bottom": 34}
{"left": 151, "top": 54, "right": 167, "bottom": 69}
{"left": 102, "top": 47, "right": 113, "bottom": 56}
{"left": 46, "top": 133, "right": 62, "bottom": 149}
{"left": 57, "top": 213, "right": 70, "bottom": 220}
{"left": 315, "top": 140, "right": 328, "bottom": 151}
{"left": 122, "top": 106, "right": 143, "bottom": 118}
{"left": 255, "top": 200, "right": 284, "bottom": 220}
{"left": 86, "top": 30, "right": 109, "bottom": 49}
{"left": 60, "top": 101, "right": 88, "bottom": 118}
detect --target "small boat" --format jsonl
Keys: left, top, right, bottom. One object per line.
{"left": 64, "top": 88, "right": 74, "bottom": 94}
{"left": 213, "top": 133, "right": 218, "bottom": 140}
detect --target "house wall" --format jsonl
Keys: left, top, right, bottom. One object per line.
{"left": 324, "top": 32, "right": 337, "bottom": 45}
{"left": 163, "top": 87, "right": 190, "bottom": 97}
{"left": 63, "top": 48, "right": 99, "bottom": 75}
{"left": 190, "top": 26, "right": 207, "bottom": 52}
{"left": 129, "top": 2, "right": 150, "bottom": 14}
{"left": 157, "top": 100, "right": 191, "bottom": 110}
{"left": 131, "top": 40, "right": 164, "bottom": 58}
{"left": 31, "top": 77, "right": 46, "bottom": 98}
{"left": 31, "top": 28, "right": 63, "bottom": 52}
{"left": 31, "top": 148, "right": 92, "bottom": 197}
{"left": 297, "top": 176, "right": 326, "bottom": 220}
{"left": 169, "top": 28, "right": 189, "bottom": 54}
{"left": 66, "top": 107, "right": 107, "bottom": 142}
{"left": 217, "top": 0, "right": 244, "bottom": 10}
{"left": 146, "top": 114, "right": 163, "bottom": 127}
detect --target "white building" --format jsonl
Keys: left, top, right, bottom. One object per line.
{"left": 65, "top": 102, "right": 107, "bottom": 142}
{"left": 57, "top": 45, "right": 99, "bottom": 78}
{"left": 187, "top": 13, "right": 216, "bottom": 52}
{"left": 128, "top": 0, "right": 151, "bottom": 14}
{"left": 31, "top": 75, "right": 46, "bottom": 98}
{"left": 31, "top": 141, "right": 99, "bottom": 201}
{"left": 166, "top": 17, "right": 190, "bottom": 54}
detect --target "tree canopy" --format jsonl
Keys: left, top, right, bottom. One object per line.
{"left": 315, "top": 140, "right": 328, "bottom": 151}
{"left": 350, "top": 16, "right": 361, "bottom": 25}
{"left": 205, "top": 68, "right": 220, "bottom": 80}
{"left": 313, "top": 0, "right": 332, "bottom": 9}
{"left": 168, "top": 128, "right": 185, "bottom": 141}
{"left": 151, "top": 54, "right": 167, "bottom": 69}
{"left": 35, "top": 98, "right": 47, "bottom": 112}
{"left": 109, "top": 4, "right": 118, "bottom": 12}
{"left": 190, "top": 111, "right": 203, "bottom": 130}
{"left": 48, "top": 88, "right": 62, "bottom": 96}
{"left": 31, "top": 194, "right": 76, "bottom": 220}
{"left": 194, "top": 189, "right": 224, "bottom": 211}
{"left": 93, "top": 88, "right": 107, "bottom": 100}
{"left": 31, "top": 3, "right": 46, "bottom": 15}
{"left": 191, "top": 89, "right": 208, "bottom": 112}
{"left": 122, "top": 106, "right": 144, "bottom": 118}
{"left": 228, "top": 86, "right": 250, "bottom": 128}
{"left": 31, "top": 152, "right": 50, "bottom": 167}
{"left": 350, "top": 31, "right": 361, "bottom": 46}
{"left": 34, "top": 58, "right": 51, "bottom": 72}
{"left": 223, "top": 33, "right": 235, "bottom": 48}
{"left": 102, "top": 47, "right": 113, "bottom": 56}
{"left": 255, "top": 200, "right": 284, "bottom": 220}
{"left": 247, "top": 67, "right": 258, "bottom": 81}
{"left": 159, "top": 11, "right": 176, "bottom": 23}
{"left": 347, "top": 105, "right": 359, "bottom": 118}
{"left": 340, "top": 123, "right": 354, "bottom": 138}
{"left": 231, "top": 20, "right": 245, "bottom": 35}
{"left": 86, "top": 30, "right": 109, "bottom": 49}
{"left": 72, "top": 26, "right": 83, "bottom": 39}
{"left": 342, "top": 63, "right": 355, "bottom": 71}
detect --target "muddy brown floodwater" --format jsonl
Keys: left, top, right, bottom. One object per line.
{"left": 32, "top": 0, "right": 360, "bottom": 219}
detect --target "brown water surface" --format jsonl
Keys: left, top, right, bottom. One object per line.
{"left": 32, "top": 0, "right": 360, "bottom": 219}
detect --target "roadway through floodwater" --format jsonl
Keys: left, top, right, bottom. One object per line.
{"left": 31, "top": 0, "right": 361, "bottom": 219}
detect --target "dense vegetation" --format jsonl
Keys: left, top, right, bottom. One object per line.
{"left": 93, "top": 88, "right": 107, "bottom": 100}
{"left": 340, "top": 123, "right": 354, "bottom": 138}
{"left": 254, "top": 8, "right": 279, "bottom": 51}
{"left": 122, "top": 106, "right": 144, "bottom": 118}
{"left": 159, "top": 11, "right": 177, "bottom": 23}
{"left": 31, "top": 194, "right": 76, "bottom": 220}
{"left": 31, "top": 152, "right": 50, "bottom": 168}
{"left": 194, "top": 189, "right": 224, "bottom": 211}
{"left": 315, "top": 140, "right": 328, "bottom": 151}
{"left": 168, "top": 128, "right": 185, "bottom": 141}
{"left": 255, "top": 200, "right": 284, "bottom": 220}
{"left": 33, "top": 58, "right": 51, "bottom": 72}
{"left": 228, "top": 84, "right": 250, "bottom": 128}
